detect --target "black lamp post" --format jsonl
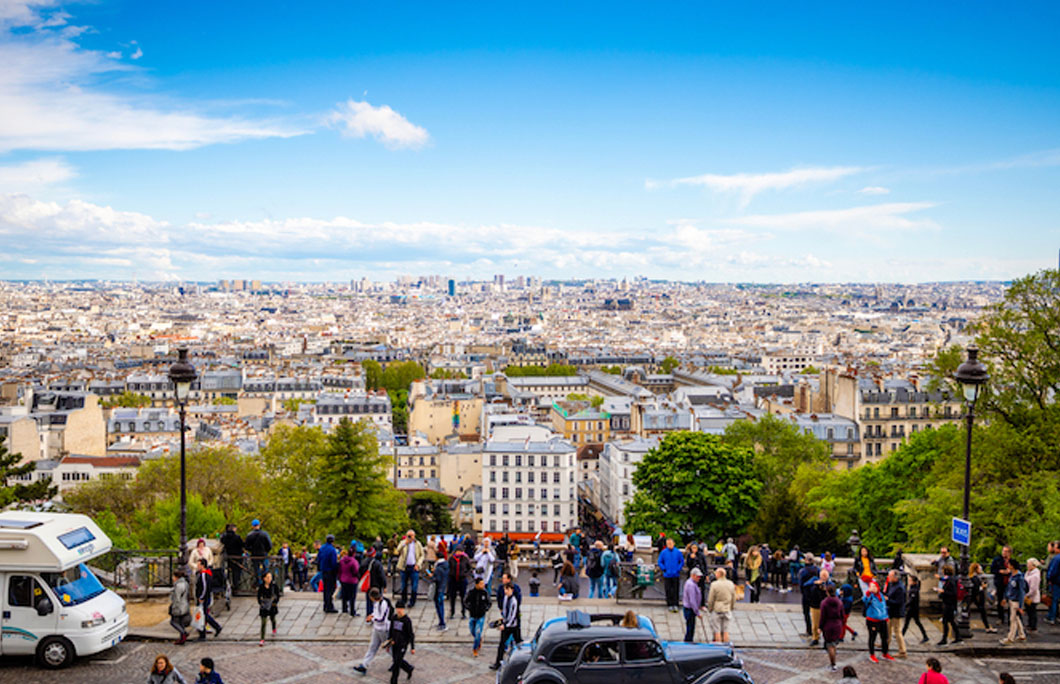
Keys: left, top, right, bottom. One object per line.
{"left": 953, "top": 346, "right": 988, "bottom": 639}
{"left": 846, "top": 529, "right": 861, "bottom": 560}
{"left": 168, "top": 348, "right": 198, "bottom": 566}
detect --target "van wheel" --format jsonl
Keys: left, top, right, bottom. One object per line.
{"left": 37, "top": 636, "right": 75, "bottom": 669}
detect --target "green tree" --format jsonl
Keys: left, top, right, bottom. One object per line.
{"left": 314, "top": 418, "right": 407, "bottom": 539}
{"left": 407, "top": 491, "right": 454, "bottom": 536}
{"left": 133, "top": 494, "right": 227, "bottom": 548}
{"left": 504, "top": 364, "right": 578, "bottom": 377}
{"left": 0, "top": 437, "right": 56, "bottom": 507}
{"left": 659, "top": 356, "right": 680, "bottom": 374}
{"left": 257, "top": 423, "right": 330, "bottom": 544}
{"left": 101, "top": 391, "right": 152, "bottom": 409}
{"left": 381, "top": 361, "right": 426, "bottom": 393}
{"left": 212, "top": 396, "right": 237, "bottom": 406}
{"left": 722, "top": 413, "right": 832, "bottom": 549}
{"left": 566, "top": 393, "right": 590, "bottom": 402}
{"left": 282, "top": 397, "right": 314, "bottom": 412}
{"left": 362, "top": 359, "right": 383, "bottom": 391}
{"left": 601, "top": 365, "right": 622, "bottom": 375}
{"left": 624, "top": 432, "right": 761, "bottom": 542}
{"left": 430, "top": 368, "right": 466, "bottom": 379}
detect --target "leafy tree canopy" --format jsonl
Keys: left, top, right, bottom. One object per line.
{"left": 407, "top": 491, "right": 454, "bottom": 537}
{"left": 659, "top": 356, "right": 680, "bottom": 374}
{"left": 102, "top": 391, "right": 152, "bottom": 409}
{"left": 504, "top": 364, "right": 578, "bottom": 377}
{"left": 0, "top": 437, "right": 56, "bottom": 507}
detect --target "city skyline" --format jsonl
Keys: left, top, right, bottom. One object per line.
{"left": 1, "top": 2, "right": 1058, "bottom": 283}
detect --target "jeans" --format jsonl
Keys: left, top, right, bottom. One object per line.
{"left": 198, "top": 603, "right": 222, "bottom": 637}
{"left": 1049, "top": 583, "right": 1060, "bottom": 622}
{"left": 604, "top": 575, "right": 616, "bottom": 598}
{"left": 469, "top": 616, "right": 485, "bottom": 651}
{"left": 589, "top": 575, "right": 604, "bottom": 598}
{"left": 434, "top": 587, "right": 446, "bottom": 626}
{"left": 683, "top": 607, "right": 698, "bottom": 642}
{"left": 170, "top": 615, "right": 187, "bottom": 637}
{"left": 252, "top": 557, "right": 270, "bottom": 586}
{"left": 340, "top": 581, "right": 357, "bottom": 615}
{"left": 322, "top": 571, "right": 337, "bottom": 611}
{"left": 449, "top": 578, "right": 467, "bottom": 617}
{"left": 400, "top": 566, "right": 419, "bottom": 606}
{"left": 866, "top": 619, "right": 888, "bottom": 656}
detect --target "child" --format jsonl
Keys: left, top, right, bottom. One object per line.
{"left": 196, "top": 657, "right": 224, "bottom": 684}
{"left": 529, "top": 571, "right": 541, "bottom": 597}
{"left": 387, "top": 600, "right": 415, "bottom": 684}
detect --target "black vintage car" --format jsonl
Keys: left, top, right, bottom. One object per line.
{"left": 496, "top": 612, "right": 754, "bottom": 684}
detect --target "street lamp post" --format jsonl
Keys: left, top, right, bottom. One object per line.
{"left": 953, "top": 346, "right": 988, "bottom": 639}
{"left": 168, "top": 348, "right": 198, "bottom": 566}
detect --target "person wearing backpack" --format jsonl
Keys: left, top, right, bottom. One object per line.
{"left": 363, "top": 549, "right": 387, "bottom": 617}
{"left": 935, "top": 563, "right": 962, "bottom": 646}
{"left": 353, "top": 588, "right": 393, "bottom": 676}
{"left": 448, "top": 548, "right": 471, "bottom": 619}
{"left": 465, "top": 576, "right": 490, "bottom": 656}
{"left": 601, "top": 545, "right": 618, "bottom": 599}
{"left": 999, "top": 565, "right": 1028, "bottom": 645}
{"left": 431, "top": 552, "right": 449, "bottom": 631}
{"left": 587, "top": 541, "right": 605, "bottom": 598}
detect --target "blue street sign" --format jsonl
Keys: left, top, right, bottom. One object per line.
{"left": 952, "top": 517, "right": 971, "bottom": 546}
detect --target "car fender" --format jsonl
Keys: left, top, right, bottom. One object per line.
{"left": 690, "top": 666, "right": 755, "bottom": 684}
{"left": 522, "top": 665, "right": 568, "bottom": 684}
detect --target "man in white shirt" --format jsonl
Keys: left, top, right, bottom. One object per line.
{"left": 395, "top": 530, "right": 424, "bottom": 608}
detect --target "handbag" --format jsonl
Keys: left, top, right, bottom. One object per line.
{"left": 191, "top": 608, "right": 205, "bottom": 632}
{"left": 359, "top": 569, "right": 371, "bottom": 593}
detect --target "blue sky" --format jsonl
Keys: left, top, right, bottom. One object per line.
{"left": 1, "top": 1, "right": 1058, "bottom": 282}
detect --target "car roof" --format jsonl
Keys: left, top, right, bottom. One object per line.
{"left": 539, "top": 624, "right": 658, "bottom": 649}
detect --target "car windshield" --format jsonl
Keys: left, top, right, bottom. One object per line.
{"left": 41, "top": 564, "right": 106, "bottom": 606}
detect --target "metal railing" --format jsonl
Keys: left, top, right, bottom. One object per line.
{"left": 94, "top": 549, "right": 287, "bottom": 601}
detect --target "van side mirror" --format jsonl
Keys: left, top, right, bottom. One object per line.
{"left": 36, "top": 597, "right": 53, "bottom": 616}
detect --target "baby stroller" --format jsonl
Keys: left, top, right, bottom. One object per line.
{"left": 209, "top": 563, "right": 231, "bottom": 612}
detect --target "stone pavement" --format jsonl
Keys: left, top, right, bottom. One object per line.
{"left": 130, "top": 591, "right": 1060, "bottom": 658}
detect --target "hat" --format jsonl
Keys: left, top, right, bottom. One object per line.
{"left": 326, "top": 534, "right": 335, "bottom": 543}
{"left": 690, "top": 567, "right": 703, "bottom": 577}
{"left": 395, "top": 600, "right": 407, "bottom": 609}
{"left": 251, "top": 519, "right": 260, "bottom": 527}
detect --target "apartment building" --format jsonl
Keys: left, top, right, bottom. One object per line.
{"left": 107, "top": 407, "right": 180, "bottom": 445}
{"left": 309, "top": 393, "right": 393, "bottom": 432}
{"left": 597, "top": 437, "right": 659, "bottom": 527}
{"left": 550, "top": 400, "right": 612, "bottom": 446}
{"left": 407, "top": 379, "right": 485, "bottom": 445}
{"left": 482, "top": 437, "right": 577, "bottom": 535}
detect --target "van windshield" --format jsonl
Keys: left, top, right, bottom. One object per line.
{"left": 41, "top": 564, "right": 106, "bottom": 606}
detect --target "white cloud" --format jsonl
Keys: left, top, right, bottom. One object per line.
{"left": 0, "top": 157, "right": 76, "bottom": 191}
{"left": 327, "top": 99, "right": 429, "bottom": 149}
{"left": 0, "top": 5, "right": 307, "bottom": 152}
{"left": 648, "top": 166, "right": 865, "bottom": 206}
{"left": 858, "top": 186, "right": 890, "bottom": 195}
{"left": 728, "top": 202, "right": 939, "bottom": 238}
{"left": 130, "top": 46, "right": 143, "bottom": 60}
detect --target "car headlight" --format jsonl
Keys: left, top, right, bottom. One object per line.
{"left": 82, "top": 617, "right": 106, "bottom": 629}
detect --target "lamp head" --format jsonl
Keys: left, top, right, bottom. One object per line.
{"left": 168, "top": 348, "right": 197, "bottom": 404}
{"left": 954, "top": 347, "right": 988, "bottom": 405}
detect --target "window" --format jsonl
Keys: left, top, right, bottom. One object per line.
{"left": 909, "top": 407, "right": 917, "bottom": 418}
{"left": 541, "top": 488, "right": 548, "bottom": 500}
{"left": 490, "top": 471, "right": 496, "bottom": 483}
{"left": 515, "top": 454, "right": 522, "bottom": 466}
{"left": 625, "top": 640, "right": 664, "bottom": 662}
{"left": 490, "top": 503, "right": 497, "bottom": 514}
{"left": 7, "top": 575, "right": 46, "bottom": 608}
{"left": 528, "top": 455, "right": 534, "bottom": 467}
{"left": 489, "top": 487, "right": 496, "bottom": 498}
{"left": 503, "top": 454, "right": 510, "bottom": 466}
{"left": 554, "top": 504, "right": 561, "bottom": 516}
{"left": 418, "top": 469, "right": 424, "bottom": 478}
{"left": 847, "top": 428, "right": 854, "bottom": 440}
{"left": 528, "top": 472, "right": 535, "bottom": 483}
{"left": 553, "top": 472, "right": 561, "bottom": 483}
{"left": 502, "top": 487, "right": 509, "bottom": 499}
{"left": 553, "top": 488, "right": 561, "bottom": 500}
{"left": 864, "top": 408, "right": 871, "bottom": 419}
{"left": 515, "top": 520, "right": 522, "bottom": 532}
{"left": 502, "top": 520, "right": 509, "bottom": 531}
{"left": 502, "top": 504, "right": 509, "bottom": 514}
{"left": 891, "top": 407, "right": 899, "bottom": 418}
{"left": 490, "top": 454, "right": 496, "bottom": 466}
{"left": 515, "top": 488, "right": 522, "bottom": 499}
{"left": 554, "top": 521, "right": 561, "bottom": 532}
{"left": 549, "top": 642, "right": 586, "bottom": 664}
{"left": 873, "top": 408, "right": 879, "bottom": 418}
{"left": 515, "top": 471, "right": 522, "bottom": 483}
{"left": 581, "top": 641, "right": 620, "bottom": 664}
{"left": 528, "top": 503, "right": 535, "bottom": 514}
{"left": 502, "top": 472, "right": 509, "bottom": 483}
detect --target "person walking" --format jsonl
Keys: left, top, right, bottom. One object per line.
{"left": 395, "top": 530, "right": 425, "bottom": 608}
{"left": 431, "top": 552, "right": 449, "bottom": 631}
{"left": 448, "top": 546, "right": 471, "bottom": 618}
{"left": 474, "top": 538, "right": 497, "bottom": 593}
{"left": 1045, "top": 541, "right": 1060, "bottom": 625}
{"left": 707, "top": 568, "right": 736, "bottom": 643}
{"left": 883, "top": 569, "right": 907, "bottom": 658}
{"left": 602, "top": 545, "right": 619, "bottom": 598}
{"left": 149, "top": 654, "right": 187, "bottom": 684}
{"left": 466, "top": 576, "right": 490, "bottom": 656}
{"left": 682, "top": 567, "right": 703, "bottom": 642}
{"left": 550, "top": 548, "right": 564, "bottom": 585}
{"left": 495, "top": 572, "right": 523, "bottom": 642}
{"left": 797, "top": 554, "right": 819, "bottom": 636}
{"left": 968, "top": 563, "right": 995, "bottom": 633}
{"left": 353, "top": 588, "right": 394, "bottom": 676}
{"left": 658, "top": 537, "right": 684, "bottom": 613}
{"left": 745, "top": 546, "right": 763, "bottom": 604}
{"left": 820, "top": 585, "right": 846, "bottom": 672}
{"left": 586, "top": 540, "right": 606, "bottom": 598}
{"left": 195, "top": 657, "right": 224, "bottom": 684}
{"left": 194, "top": 558, "right": 223, "bottom": 641}
{"left": 917, "top": 657, "right": 949, "bottom": 684}
{"left": 169, "top": 570, "right": 191, "bottom": 646}
{"left": 339, "top": 545, "right": 361, "bottom": 616}
{"left": 863, "top": 579, "right": 892, "bottom": 663}
{"left": 219, "top": 524, "right": 244, "bottom": 592}
{"left": 1000, "top": 563, "right": 1028, "bottom": 645}
{"left": 839, "top": 579, "right": 858, "bottom": 641}
{"left": 807, "top": 568, "right": 833, "bottom": 646}
{"left": 245, "top": 519, "right": 272, "bottom": 586}
{"left": 364, "top": 549, "right": 388, "bottom": 617}
{"left": 1025, "top": 558, "right": 1041, "bottom": 632}
{"left": 903, "top": 574, "right": 929, "bottom": 643}
{"left": 490, "top": 583, "right": 520, "bottom": 671}
{"left": 386, "top": 600, "right": 415, "bottom": 684}
{"left": 991, "top": 546, "right": 1020, "bottom": 628}
{"left": 318, "top": 534, "right": 339, "bottom": 614}
{"left": 936, "top": 563, "right": 962, "bottom": 645}
{"left": 257, "top": 571, "right": 280, "bottom": 646}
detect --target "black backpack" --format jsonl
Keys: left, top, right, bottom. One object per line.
{"left": 587, "top": 550, "right": 603, "bottom": 578}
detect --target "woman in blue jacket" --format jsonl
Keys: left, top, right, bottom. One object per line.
{"left": 863, "top": 580, "right": 892, "bottom": 663}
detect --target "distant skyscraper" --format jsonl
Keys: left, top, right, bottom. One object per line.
{"left": 448, "top": 279, "right": 456, "bottom": 297}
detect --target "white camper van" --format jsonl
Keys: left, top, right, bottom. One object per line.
{"left": 0, "top": 511, "right": 128, "bottom": 668}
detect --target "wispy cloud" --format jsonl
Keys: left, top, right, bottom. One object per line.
{"left": 327, "top": 99, "right": 430, "bottom": 149}
{"left": 858, "top": 186, "right": 890, "bottom": 195}
{"left": 729, "top": 202, "right": 939, "bottom": 239}
{"left": 0, "top": 3, "right": 307, "bottom": 153}
{"left": 0, "top": 157, "right": 76, "bottom": 191}
{"left": 647, "top": 166, "right": 865, "bottom": 207}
